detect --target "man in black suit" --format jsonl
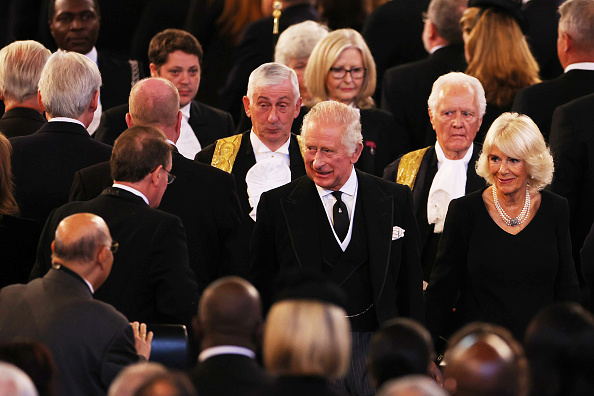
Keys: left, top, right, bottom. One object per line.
{"left": 95, "top": 29, "right": 234, "bottom": 159}
{"left": 190, "top": 276, "right": 273, "bottom": 396}
{"left": 362, "top": 0, "right": 430, "bottom": 103}
{"left": 48, "top": 0, "right": 143, "bottom": 135}
{"left": 70, "top": 77, "right": 244, "bottom": 293}
{"left": 549, "top": 92, "right": 594, "bottom": 294}
{"left": 0, "top": 213, "right": 152, "bottom": 396}
{"left": 512, "top": 0, "right": 594, "bottom": 141}
{"left": 31, "top": 125, "right": 199, "bottom": 326}
{"left": 0, "top": 40, "right": 50, "bottom": 137}
{"left": 381, "top": 0, "right": 467, "bottom": 151}
{"left": 218, "top": 0, "right": 318, "bottom": 124}
{"left": 10, "top": 51, "right": 112, "bottom": 223}
{"left": 252, "top": 100, "right": 423, "bottom": 396}
{"left": 196, "top": 63, "right": 306, "bottom": 251}
{"left": 383, "top": 72, "right": 485, "bottom": 281}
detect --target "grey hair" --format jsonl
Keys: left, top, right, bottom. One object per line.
{"left": 246, "top": 62, "right": 300, "bottom": 105}
{"left": 301, "top": 100, "right": 362, "bottom": 155}
{"left": 38, "top": 51, "right": 102, "bottom": 119}
{"left": 427, "top": 0, "right": 467, "bottom": 44}
{"left": 559, "top": 0, "right": 594, "bottom": 52}
{"left": 476, "top": 112, "right": 554, "bottom": 190}
{"left": 0, "top": 40, "right": 50, "bottom": 103}
{"left": 0, "top": 362, "right": 39, "bottom": 396}
{"left": 428, "top": 72, "right": 486, "bottom": 116}
{"left": 108, "top": 362, "right": 167, "bottom": 396}
{"left": 274, "top": 21, "right": 329, "bottom": 65}
{"left": 376, "top": 375, "right": 449, "bottom": 396}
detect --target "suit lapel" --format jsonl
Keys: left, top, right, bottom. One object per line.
{"left": 288, "top": 134, "right": 306, "bottom": 179}
{"left": 281, "top": 177, "right": 323, "bottom": 272}
{"left": 356, "top": 170, "right": 394, "bottom": 302}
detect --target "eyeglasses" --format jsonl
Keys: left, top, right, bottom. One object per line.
{"left": 151, "top": 165, "right": 176, "bottom": 184}
{"left": 109, "top": 241, "right": 119, "bottom": 253}
{"left": 329, "top": 67, "right": 366, "bottom": 80}
{"left": 162, "top": 167, "right": 176, "bottom": 184}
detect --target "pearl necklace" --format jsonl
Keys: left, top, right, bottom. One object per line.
{"left": 492, "top": 186, "right": 530, "bottom": 227}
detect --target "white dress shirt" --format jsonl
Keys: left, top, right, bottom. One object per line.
{"left": 177, "top": 103, "right": 202, "bottom": 159}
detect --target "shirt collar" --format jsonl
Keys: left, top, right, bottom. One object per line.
{"left": 435, "top": 142, "right": 474, "bottom": 166}
{"left": 250, "top": 129, "right": 290, "bottom": 155}
{"left": 564, "top": 62, "right": 594, "bottom": 73}
{"left": 315, "top": 167, "right": 358, "bottom": 198}
{"left": 180, "top": 102, "right": 191, "bottom": 119}
{"left": 429, "top": 44, "right": 446, "bottom": 54}
{"left": 198, "top": 346, "right": 256, "bottom": 362}
{"left": 112, "top": 183, "right": 150, "bottom": 205}
{"left": 48, "top": 117, "right": 86, "bottom": 128}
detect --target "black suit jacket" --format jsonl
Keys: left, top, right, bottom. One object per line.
{"left": 511, "top": 69, "right": 594, "bottom": 141}
{"left": 383, "top": 145, "right": 484, "bottom": 279}
{"left": 10, "top": 120, "right": 112, "bottom": 222}
{"left": 69, "top": 151, "right": 244, "bottom": 293}
{"left": 0, "top": 267, "right": 139, "bottom": 396}
{"left": 381, "top": 44, "right": 467, "bottom": 150}
{"left": 97, "top": 51, "right": 142, "bottom": 111}
{"left": 189, "top": 353, "right": 273, "bottom": 396}
{"left": 362, "top": 0, "right": 430, "bottom": 102}
{"left": 251, "top": 170, "right": 424, "bottom": 323}
{"left": 549, "top": 92, "right": 594, "bottom": 289}
{"left": 0, "top": 107, "right": 46, "bottom": 138}
{"left": 218, "top": 3, "right": 319, "bottom": 123}
{"left": 94, "top": 101, "right": 235, "bottom": 148}
{"left": 30, "top": 187, "right": 199, "bottom": 325}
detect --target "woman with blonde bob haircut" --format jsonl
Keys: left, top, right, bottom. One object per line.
{"left": 303, "top": 29, "right": 408, "bottom": 176}
{"left": 425, "top": 112, "right": 580, "bottom": 343}
{"left": 262, "top": 299, "right": 351, "bottom": 395}
{"left": 476, "top": 113, "right": 553, "bottom": 191}
{"left": 460, "top": 5, "right": 540, "bottom": 141}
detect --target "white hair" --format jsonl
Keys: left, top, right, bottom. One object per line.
{"left": 38, "top": 51, "right": 102, "bottom": 119}
{"left": 246, "top": 62, "right": 300, "bottom": 105}
{"left": 0, "top": 40, "right": 50, "bottom": 103}
{"left": 274, "top": 21, "right": 329, "bottom": 65}
{"left": 428, "top": 72, "right": 486, "bottom": 116}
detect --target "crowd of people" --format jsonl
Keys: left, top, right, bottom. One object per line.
{"left": 1, "top": 0, "right": 594, "bottom": 395}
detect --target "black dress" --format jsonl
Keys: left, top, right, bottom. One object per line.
{"left": 425, "top": 188, "right": 580, "bottom": 340}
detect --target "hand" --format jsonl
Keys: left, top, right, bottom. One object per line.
{"left": 131, "top": 321, "right": 153, "bottom": 360}
{"left": 428, "top": 361, "right": 444, "bottom": 387}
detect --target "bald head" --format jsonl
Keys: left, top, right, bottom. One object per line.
{"left": 53, "top": 213, "right": 111, "bottom": 263}
{"left": 51, "top": 213, "right": 114, "bottom": 290}
{"left": 197, "top": 277, "right": 262, "bottom": 349}
{"left": 128, "top": 77, "right": 181, "bottom": 140}
{"left": 444, "top": 323, "right": 528, "bottom": 396}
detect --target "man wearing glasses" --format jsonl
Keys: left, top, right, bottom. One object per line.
{"left": 31, "top": 125, "right": 199, "bottom": 328}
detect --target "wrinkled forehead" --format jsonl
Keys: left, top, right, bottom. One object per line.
{"left": 53, "top": 0, "right": 98, "bottom": 16}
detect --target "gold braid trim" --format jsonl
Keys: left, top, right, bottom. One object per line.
{"left": 211, "top": 134, "right": 243, "bottom": 173}
{"left": 396, "top": 146, "right": 430, "bottom": 190}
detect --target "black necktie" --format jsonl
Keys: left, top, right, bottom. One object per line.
{"left": 332, "top": 191, "right": 349, "bottom": 242}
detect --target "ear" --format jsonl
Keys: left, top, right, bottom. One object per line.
{"left": 173, "top": 110, "right": 182, "bottom": 142}
{"left": 563, "top": 32, "right": 574, "bottom": 53}
{"left": 149, "top": 63, "right": 159, "bottom": 77}
{"left": 51, "top": 240, "right": 56, "bottom": 253}
{"left": 37, "top": 91, "right": 45, "bottom": 112}
{"left": 151, "top": 164, "right": 163, "bottom": 186}
{"left": 350, "top": 141, "right": 364, "bottom": 164}
{"left": 293, "top": 97, "right": 303, "bottom": 118}
{"left": 125, "top": 113, "right": 133, "bottom": 128}
{"left": 97, "top": 245, "right": 109, "bottom": 268}
{"left": 427, "top": 20, "right": 437, "bottom": 40}
{"left": 428, "top": 107, "right": 436, "bottom": 130}
{"left": 88, "top": 90, "right": 99, "bottom": 113}
{"left": 242, "top": 96, "right": 252, "bottom": 118}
